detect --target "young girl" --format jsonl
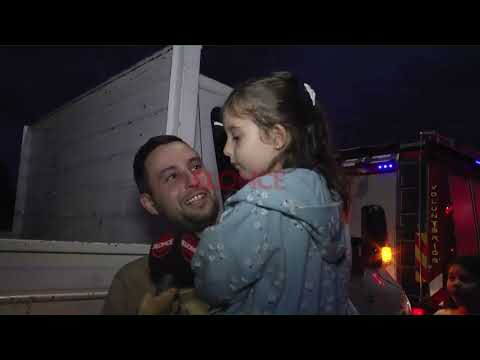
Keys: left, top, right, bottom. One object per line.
{"left": 191, "top": 72, "right": 355, "bottom": 315}
{"left": 434, "top": 256, "right": 480, "bottom": 315}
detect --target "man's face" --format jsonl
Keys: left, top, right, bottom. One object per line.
{"left": 140, "top": 141, "right": 219, "bottom": 232}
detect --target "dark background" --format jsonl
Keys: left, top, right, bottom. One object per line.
{"left": 2, "top": 45, "right": 480, "bottom": 230}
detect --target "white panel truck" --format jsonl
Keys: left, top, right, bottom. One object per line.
{"left": 1, "top": 45, "right": 232, "bottom": 314}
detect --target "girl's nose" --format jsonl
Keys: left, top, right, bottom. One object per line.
{"left": 223, "top": 142, "right": 232, "bottom": 158}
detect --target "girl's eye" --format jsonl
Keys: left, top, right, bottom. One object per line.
{"left": 232, "top": 136, "right": 240, "bottom": 141}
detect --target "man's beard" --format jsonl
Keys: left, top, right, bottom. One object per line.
{"left": 157, "top": 197, "right": 219, "bottom": 233}
{"left": 179, "top": 200, "right": 219, "bottom": 232}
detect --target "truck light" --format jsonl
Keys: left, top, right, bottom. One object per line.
{"left": 411, "top": 307, "right": 426, "bottom": 316}
{"left": 381, "top": 246, "right": 393, "bottom": 264}
{"left": 376, "top": 162, "right": 396, "bottom": 171}
{"left": 445, "top": 205, "right": 454, "bottom": 216}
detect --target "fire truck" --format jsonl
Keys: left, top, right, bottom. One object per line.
{"left": 340, "top": 131, "right": 480, "bottom": 311}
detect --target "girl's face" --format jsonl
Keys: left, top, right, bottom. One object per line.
{"left": 447, "top": 264, "right": 479, "bottom": 305}
{"left": 223, "top": 113, "right": 283, "bottom": 181}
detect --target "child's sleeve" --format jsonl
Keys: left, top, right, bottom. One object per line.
{"left": 191, "top": 202, "right": 276, "bottom": 307}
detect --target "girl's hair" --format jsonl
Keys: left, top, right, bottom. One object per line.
{"left": 222, "top": 71, "right": 350, "bottom": 211}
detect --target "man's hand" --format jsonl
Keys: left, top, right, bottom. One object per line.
{"left": 138, "top": 288, "right": 179, "bottom": 315}
{"left": 178, "top": 288, "right": 210, "bottom": 315}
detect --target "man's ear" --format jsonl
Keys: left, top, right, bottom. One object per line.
{"left": 139, "top": 193, "right": 159, "bottom": 216}
{"left": 270, "top": 124, "right": 290, "bottom": 151}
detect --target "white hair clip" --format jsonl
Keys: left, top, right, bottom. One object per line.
{"left": 304, "top": 83, "right": 316, "bottom": 106}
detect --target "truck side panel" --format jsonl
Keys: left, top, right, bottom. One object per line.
{"left": 449, "top": 175, "right": 480, "bottom": 255}
{"left": 0, "top": 238, "right": 148, "bottom": 314}
{"left": 15, "top": 47, "right": 173, "bottom": 244}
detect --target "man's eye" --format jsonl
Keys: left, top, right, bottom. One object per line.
{"left": 165, "top": 174, "right": 177, "bottom": 182}
{"left": 192, "top": 163, "right": 202, "bottom": 171}
{"left": 232, "top": 136, "right": 240, "bottom": 141}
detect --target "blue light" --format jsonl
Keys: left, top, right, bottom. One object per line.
{"left": 376, "top": 162, "right": 396, "bottom": 171}
{"left": 476, "top": 160, "right": 480, "bottom": 166}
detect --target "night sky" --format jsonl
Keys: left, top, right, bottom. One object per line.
{"left": 2, "top": 45, "right": 480, "bottom": 229}
{"left": 201, "top": 46, "right": 480, "bottom": 151}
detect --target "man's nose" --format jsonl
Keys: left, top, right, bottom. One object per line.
{"left": 185, "top": 170, "right": 200, "bottom": 188}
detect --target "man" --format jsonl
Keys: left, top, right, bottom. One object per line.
{"left": 102, "top": 135, "right": 219, "bottom": 315}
